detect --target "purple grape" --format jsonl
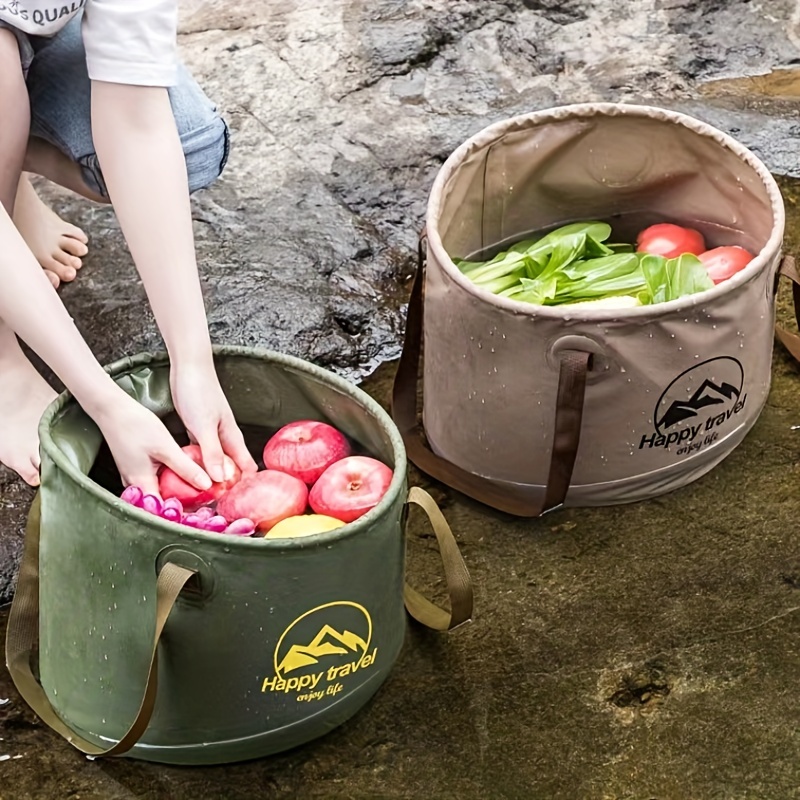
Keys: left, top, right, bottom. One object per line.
{"left": 141, "top": 495, "right": 163, "bottom": 516}
{"left": 162, "top": 497, "right": 184, "bottom": 516}
{"left": 121, "top": 486, "right": 144, "bottom": 507}
{"left": 225, "top": 518, "right": 256, "bottom": 536}
{"left": 203, "top": 515, "right": 228, "bottom": 533}
{"left": 162, "top": 507, "right": 182, "bottom": 524}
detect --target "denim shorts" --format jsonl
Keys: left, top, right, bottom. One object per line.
{"left": 1, "top": 14, "right": 229, "bottom": 197}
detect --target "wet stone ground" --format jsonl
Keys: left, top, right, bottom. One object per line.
{"left": 3, "top": 0, "right": 800, "bottom": 797}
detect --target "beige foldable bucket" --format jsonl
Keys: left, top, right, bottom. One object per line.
{"left": 392, "top": 103, "right": 786, "bottom": 516}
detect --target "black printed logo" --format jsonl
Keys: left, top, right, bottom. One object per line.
{"left": 640, "top": 357, "right": 746, "bottom": 452}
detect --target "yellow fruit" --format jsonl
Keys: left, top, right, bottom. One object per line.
{"left": 266, "top": 514, "right": 345, "bottom": 538}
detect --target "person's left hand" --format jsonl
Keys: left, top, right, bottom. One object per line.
{"left": 169, "top": 361, "right": 258, "bottom": 482}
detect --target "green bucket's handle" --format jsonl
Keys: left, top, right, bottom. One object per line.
{"left": 4, "top": 493, "right": 195, "bottom": 757}
{"left": 403, "top": 486, "right": 473, "bottom": 632}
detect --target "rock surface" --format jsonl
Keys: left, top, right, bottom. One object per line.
{"left": 2, "top": 1, "right": 800, "bottom": 797}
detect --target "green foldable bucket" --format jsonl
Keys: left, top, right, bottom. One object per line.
{"left": 5, "top": 347, "right": 472, "bottom": 765}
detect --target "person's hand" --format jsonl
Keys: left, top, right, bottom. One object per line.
{"left": 169, "top": 361, "right": 258, "bottom": 482}
{"left": 94, "top": 392, "right": 213, "bottom": 496}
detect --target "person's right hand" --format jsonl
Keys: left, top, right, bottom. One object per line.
{"left": 94, "top": 392, "right": 212, "bottom": 497}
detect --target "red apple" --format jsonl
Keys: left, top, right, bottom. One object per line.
{"left": 636, "top": 223, "right": 706, "bottom": 258}
{"left": 698, "top": 246, "right": 753, "bottom": 284}
{"left": 216, "top": 470, "right": 308, "bottom": 533}
{"left": 309, "top": 456, "right": 393, "bottom": 523}
{"left": 263, "top": 420, "right": 351, "bottom": 485}
{"left": 158, "top": 444, "right": 241, "bottom": 511}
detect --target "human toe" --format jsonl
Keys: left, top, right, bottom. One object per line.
{"left": 63, "top": 222, "right": 88, "bottom": 244}
{"left": 53, "top": 249, "right": 81, "bottom": 272}
{"left": 44, "top": 255, "right": 76, "bottom": 282}
{"left": 60, "top": 234, "right": 88, "bottom": 257}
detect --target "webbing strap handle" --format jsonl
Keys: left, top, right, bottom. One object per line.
{"left": 5, "top": 493, "right": 194, "bottom": 757}
{"left": 774, "top": 255, "right": 800, "bottom": 361}
{"left": 403, "top": 487, "right": 473, "bottom": 631}
{"left": 391, "top": 230, "right": 590, "bottom": 518}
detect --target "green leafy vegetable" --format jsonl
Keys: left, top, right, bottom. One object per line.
{"left": 638, "top": 253, "right": 714, "bottom": 305}
{"left": 454, "top": 220, "right": 714, "bottom": 308}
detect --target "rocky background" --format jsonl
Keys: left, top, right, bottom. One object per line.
{"left": 2, "top": 2, "right": 800, "bottom": 798}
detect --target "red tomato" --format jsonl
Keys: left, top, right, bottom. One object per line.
{"left": 636, "top": 223, "right": 706, "bottom": 258}
{"left": 698, "top": 246, "right": 754, "bottom": 284}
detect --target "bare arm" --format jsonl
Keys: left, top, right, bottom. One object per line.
{"left": 90, "top": 81, "right": 256, "bottom": 480}
{"left": 91, "top": 82, "right": 210, "bottom": 369}
{"left": 0, "top": 206, "right": 211, "bottom": 493}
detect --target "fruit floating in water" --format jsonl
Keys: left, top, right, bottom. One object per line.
{"left": 266, "top": 514, "right": 345, "bottom": 539}
{"left": 309, "top": 456, "right": 393, "bottom": 523}
{"left": 157, "top": 444, "right": 241, "bottom": 511}
{"left": 217, "top": 469, "right": 309, "bottom": 533}
{"left": 263, "top": 420, "right": 351, "bottom": 485}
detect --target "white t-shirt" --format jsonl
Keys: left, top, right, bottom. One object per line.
{"left": 0, "top": 0, "right": 177, "bottom": 86}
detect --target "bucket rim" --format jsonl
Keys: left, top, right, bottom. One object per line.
{"left": 37, "top": 346, "right": 409, "bottom": 550}
{"left": 425, "top": 101, "right": 786, "bottom": 320}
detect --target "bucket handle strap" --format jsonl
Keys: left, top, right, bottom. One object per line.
{"left": 5, "top": 493, "right": 194, "bottom": 757}
{"left": 403, "top": 487, "right": 473, "bottom": 631}
{"left": 775, "top": 255, "right": 800, "bottom": 361}
{"left": 391, "top": 228, "right": 590, "bottom": 518}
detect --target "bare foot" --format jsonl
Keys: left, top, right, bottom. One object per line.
{"left": 13, "top": 175, "right": 89, "bottom": 289}
{"left": 0, "top": 350, "right": 57, "bottom": 486}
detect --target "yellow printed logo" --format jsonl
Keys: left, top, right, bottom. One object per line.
{"left": 261, "top": 601, "right": 378, "bottom": 703}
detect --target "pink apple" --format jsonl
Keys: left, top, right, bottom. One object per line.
{"left": 309, "top": 456, "right": 393, "bottom": 523}
{"left": 216, "top": 469, "right": 308, "bottom": 533}
{"left": 263, "top": 420, "right": 351, "bottom": 485}
{"left": 158, "top": 444, "right": 241, "bottom": 512}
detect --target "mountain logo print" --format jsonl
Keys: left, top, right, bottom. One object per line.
{"left": 657, "top": 378, "right": 741, "bottom": 430}
{"left": 277, "top": 625, "right": 369, "bottom": 674}
{"left": 273, "top": 601, "right": 373, "bottom": 681}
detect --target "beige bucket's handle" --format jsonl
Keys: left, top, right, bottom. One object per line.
{"left": 391, "top": 228, "right": 590, "bottom": 518}
{"left": 403, "top": 487, "right": 473, "bottom": 631}
{"left": 774, "top": 255, "right": 800, "bottom": 361}
{"left": 4, "top": 494, "right": 194, "bottom": 757}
